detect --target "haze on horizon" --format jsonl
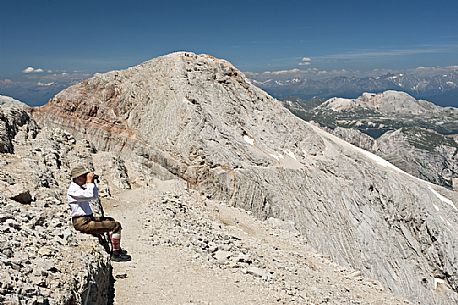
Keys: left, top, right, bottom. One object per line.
{"left": 1, "top": 0, "right": 457, "bottom": 106}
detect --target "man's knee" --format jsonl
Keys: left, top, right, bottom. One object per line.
{"left": 113, "top": 221, "right": 122, "bottom": 233}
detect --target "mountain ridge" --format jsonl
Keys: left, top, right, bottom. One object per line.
{"left": 320, "top": 90, "right": 447, "bottom": 114}
{"left": 0, "top": 94, "right": 414, "bottom": 304}
{"left": 249, "top": 68, "right": 458, "bottom": 107}
{"left": 30, "top": 52, "right": 458, "bottom": 304}
{"left": 283, "top": 90, "right": 458, "bottom": 188}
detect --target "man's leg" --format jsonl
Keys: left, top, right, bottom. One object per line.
{"left": 89, "top": 217, "right": 122, "bottom": 234}
{"left": 89, "top": 217, "right": 126, "bottom": 254}
{"left": 89, "top": 217, "right": 130, "bottom": 261}
{"left": 73, "top": 217, "right": 130, "bottom": 260}
{"left": 72, "top": 216, "right": 116, "bottom": 252}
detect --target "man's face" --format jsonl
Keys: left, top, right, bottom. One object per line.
{"left": 74, "top": 173, "right": 87, "bottom": 185}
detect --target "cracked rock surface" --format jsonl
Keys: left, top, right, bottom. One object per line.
{"left": 26, "top": 52, "right": 458, "bottom": 304}
{"left": 0, "top": 97, "right": 119, "bottom": 304}
{"left": 108, "top": 183, "right": 410, "bottom": 305}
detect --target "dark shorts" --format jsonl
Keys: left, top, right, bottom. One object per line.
{"left": 72, "top": 215, "right": 122, "bottom": 235}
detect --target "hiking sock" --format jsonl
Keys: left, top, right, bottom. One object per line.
{"left": 111, "top": 232, "right": 121, "bottom": 252}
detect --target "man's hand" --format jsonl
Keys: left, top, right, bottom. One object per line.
{"left": 86, "top": 172, "right": 95, "bottom": 184}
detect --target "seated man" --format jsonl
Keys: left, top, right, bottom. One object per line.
{"left": 67, "top": 165, "right": 131, "bottom": 262}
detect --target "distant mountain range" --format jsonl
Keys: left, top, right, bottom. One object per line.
{"left": 249, "top": 67, "right": 458, "bottom": 107}
{"left": 2, "top": 65, "right": 457, "bottom": 107}
{"left": 282, "top": 90, "right": 458, "bottom": 188}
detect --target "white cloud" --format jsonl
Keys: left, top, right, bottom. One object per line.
{"left": 299, "top": 57, "right": 312, "bottom": 66}
{"left": 23, "top": 66, "right": 44, "bottom": 73}
{"left": 37, "top": 82, "right": 55, "bottom": 87}
{"left": 264, "top": 68, "right": 302, "bottom": 75}
{"left": 411, "top": 66, "right": 458, "bottom": 75}
{"left": 245, "top": 66, "right": 361, "bottom": 80}
{"left": 244, "top": 71, "right": 259, "bottom": 77}
{"left": 315, "top": 45, "right": 458, "bottom": 61}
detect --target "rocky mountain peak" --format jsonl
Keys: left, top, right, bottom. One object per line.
{"left": 33, "top": 51, "right": 265, "bottom": 148}
{"left": 1, "top": 92, "right": 412, "bottom": 305}
{"left": 321, "top": 90, "right": 445, "bottom": 114}
{"left": 31, "top": 52, "right": 458, "bottom": 304}
{"left": 32, "top": 51, "right": 320, "bottom": 177}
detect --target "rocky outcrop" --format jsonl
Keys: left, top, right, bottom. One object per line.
{"left": 0, "top": 95, "right": 38, "bottom": 154}
{"left": 284, "top": 91, "right": 458, "bottom": 188}
{"left": 93, "top": 152, "right": 131, "bottom": 194}
{"left": 374, "top": 128, "right": 458, "bottom": 186}
{"left": 0, "top": 99, "right": 114, "bottom": 304}
{"left": 326, "top": 126, "right": 375, "bottom": 151}
{"left": 319, "top": 91, "right": 453, "bottom": 115}
{"left": 32, "top": 52, "right": 458, "bottom": 304}
{"left": 326, "top": 127, "right": 458, "bottom": 188}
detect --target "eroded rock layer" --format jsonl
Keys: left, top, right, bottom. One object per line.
{"left": 0, "top": 96, "right": 113, "bottom": 304}
{"left": 32, "top": 52, "right": 458, "bottom": 304}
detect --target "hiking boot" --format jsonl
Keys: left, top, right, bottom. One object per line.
{"left": 119, "top": 248, "right": 128, "bottom": 255}
{"left": 111, "top": 251, "right": 131, "bottom": 262}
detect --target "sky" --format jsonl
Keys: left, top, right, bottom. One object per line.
{"left": 1, "top": 0, "right": 458, "bottom": 104}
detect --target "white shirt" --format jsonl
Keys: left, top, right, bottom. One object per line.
{"left": 67, "top": 182, "right": 99, "bottom": 217}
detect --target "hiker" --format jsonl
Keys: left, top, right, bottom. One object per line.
{"left": 67, "top": 165, "right": 131, "bottom": 262}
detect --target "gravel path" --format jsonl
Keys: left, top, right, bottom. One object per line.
{"left": 107, "top": 183, "right": 280, "bottom": 305}
{"left": 104, "top": 180, "right": 410, "bottom": 305}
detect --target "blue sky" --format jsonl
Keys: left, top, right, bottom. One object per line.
{"left": 1, "top": 0, "right": 458, "bottom": 105}
{"left": 1, "top": 0, "right": 458, "bottom": 73}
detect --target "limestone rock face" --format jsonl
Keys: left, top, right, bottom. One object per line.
{"left": 374, "top": 128, "right": 458, "bottom": 187}
{"left": 33, "top": 52, "right": 458, "bottom": 304}
{"left": 327, "top": 126, "right": 375, "bottom": 151}
{"left": 327, "top": 127, "right": 458, "bottom": 188}
{"left": 93, "top": 151, "right": 131, "bottom": 194}
{"left": 0, "top": 95, "right": 38, "bottom": 154}
{"left": 299, "top": 90, "right": 457, "bottom": 188}
{"left": 0, "top": 99, "right": 112, "bottom": 304}
{"left": 320, "top": 90, "right": 450, "bottom": 115}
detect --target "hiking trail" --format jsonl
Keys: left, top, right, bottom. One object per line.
{"left": 104, "top": 179, "right": 409, "bottom": 305}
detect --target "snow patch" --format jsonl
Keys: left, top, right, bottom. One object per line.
{"left": 428, "top": 186, "right": 457, "bottom": 211}
{"left": 434, "top": 278, "right": 447, "bottom": 290}
{"left": 243, "top": 135, "right": 254, "bottom": 146}
{"left": 270, "top": 153, "right": 284, "bottom": 161}
{"left": 284, "top": 150, "right": 297, "bottom": 160}
{"left": 355, "top": 147, "right": 402, "bottom": 172}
